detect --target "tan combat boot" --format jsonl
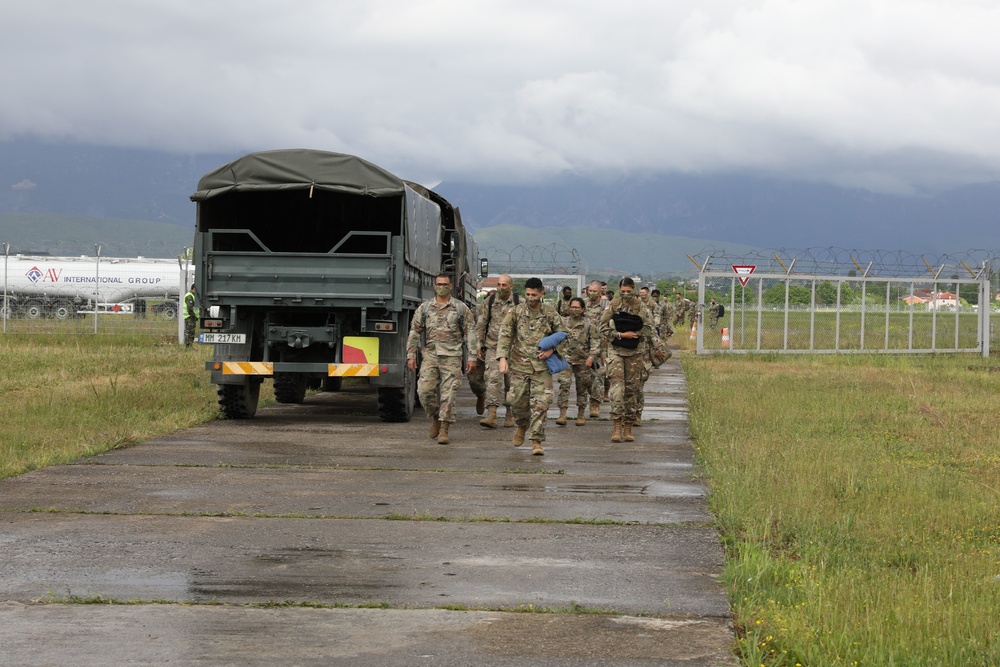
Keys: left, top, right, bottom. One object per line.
{"left": 437, "top": 421, "right": 450, "bottom": 445}
{"left": 513, "top": 425, "right": 527, "bottom": 447}
{"left": 504, "top": 408, "right": 515, "bottom": 428}
{"left": 555, "top": 407, "right": 568, "bottom": 425}
{"left": 634, "top": 411, "right": 642, "bottom": 428}
{"left": 589, "top": 399, "right": 601, "bottom": 418}
{"left": 623, "top": 422, "right": 635, "bottom": 442}
{"left": 611, "top": 418, "right": 623, "bottom": 443}
{"left": 531, "top": 441, "right": 544, "bottom": 456}
{"left": 476, "top": 393, "right": 486, "bottom": 415}
{"left": 575, "top": 409, "right": 586, "bottom": 426}
{"left": 479, "top": 405, "right": 498, "bottom": 429}
{"left": 429, "top": 418, "right": 441, "bottom": 440}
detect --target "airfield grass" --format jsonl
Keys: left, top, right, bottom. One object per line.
{"left": 700, "top": 309, "right": 981, "bottom": 352}
{"left": 0, "top": 332, "right": 219, "bottom": 478}
{"left": 3, "top": 328, "right": 1000, "bottom": 664}
{"left": 680, "top": 333, "right": 1000, "bottom": 665}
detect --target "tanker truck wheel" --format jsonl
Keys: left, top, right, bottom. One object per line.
{"left": 377, "top": 365, "right": 415, "bottom": 422}
{"left": 217, "top": 379, "right": 261, "bottom": 419}
{"left": 24, "top": 301, "right": 45, "bottom": 320}
{"left": 273, "top": 372, "right": 307, "bottom": 403}
{"left": 52, "top": 302, "right": 73, "bottom": 320}
{"left": 154, "top": 302, "right": 178, "bottom": 320}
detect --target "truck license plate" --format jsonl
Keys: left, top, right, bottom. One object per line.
{"left": 199, "top": 333, "right": 246, "bottom": 344}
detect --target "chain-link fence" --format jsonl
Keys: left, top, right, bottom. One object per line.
{"left": 1, "top": 244, "right": 193, "bottom": 339}
{"left": 691, "top": 248, "right": 995, "bottom": 356}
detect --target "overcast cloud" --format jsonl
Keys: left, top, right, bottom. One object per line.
{"left": 2, "top": 0, "right": 999, "bottom": 194}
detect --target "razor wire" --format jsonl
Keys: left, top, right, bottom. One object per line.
{"left": 483, "top": 244, "right": 582, "bottom": 276}
{"left": 691, "top": 246, "right": 998, "bottom": 280}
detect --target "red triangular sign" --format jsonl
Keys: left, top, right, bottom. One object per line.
{"left": 732, "top": 265, "right": 756, "bottom": 286}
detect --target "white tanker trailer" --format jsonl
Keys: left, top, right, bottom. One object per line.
{"left": 0, "top": 255, "right": 191, "bottom": 320}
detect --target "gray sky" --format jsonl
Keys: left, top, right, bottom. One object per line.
{"left": 2, "top": 0, "right": 999, "bottom": 194}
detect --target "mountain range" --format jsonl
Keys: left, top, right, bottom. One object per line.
{"left": 2, "top": 139, "right": 998, "bottom": 275}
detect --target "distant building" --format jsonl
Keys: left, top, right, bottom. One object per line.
{"left": 903, "top": 290, "right": 959, "bottom": 310}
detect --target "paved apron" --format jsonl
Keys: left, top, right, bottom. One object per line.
{"left": 0, "top": 354, "right": 736, "bottom": 666}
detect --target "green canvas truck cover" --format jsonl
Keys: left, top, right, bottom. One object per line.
{"left": 190, "top": 149, "right": 406, "bottom": 201}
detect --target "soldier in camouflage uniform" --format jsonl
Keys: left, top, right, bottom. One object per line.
{"left": 584, "top": 280, "right": 609, "bottom": 418}
{"left": 555, "top": 297, "right": 599, "bottom": 426}
{"left": 476, "top": 275, "right": 518, "bottom": 429}
{"left": 708, "top": 298, "right": 721, "bottom": 329}
{"left": 496, "top": 277, "right": 564, "bottom": 456}
{"left": 635, "top": 287, "right": 660, "bottom": 427}
{"left": 656, "top": 290, "right": 675, "bottom": 336}
{"left": 650, "top": 289, "right": 672, "bottom": 338}
{"left": 466, "top": 294, "right": 488, "bottom": 416}
{"left": 406, "top": 274, "right": 477, "bottom": 445}
{"left": 600, "top": 277, "right": 654, "bottom": 443}
{"left": 673, "top": 292, "right": 687, "bottom": 328}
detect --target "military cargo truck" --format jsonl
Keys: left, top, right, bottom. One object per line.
{"left": 191, "top": 149, "right": 483, "bottom": 420}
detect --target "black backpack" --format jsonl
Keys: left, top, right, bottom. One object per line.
{"left": 718, "top": 304, "right": 725, "bottom": 317}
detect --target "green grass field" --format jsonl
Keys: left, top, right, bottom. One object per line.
{"left": 0, "top": 333, "right": 218, "bottom": 477}
{"left": 683, "top": 349, "right": 1000, "bottom": 665}
{"left": 702, "top": 310, "right": 983, "bottom": 352}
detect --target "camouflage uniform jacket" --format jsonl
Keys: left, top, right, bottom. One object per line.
{"left": 560, "top": 314, "right": 600, "bottom": 365}
{"left": 600, "top": 297, "right": 654, "bottom": 358}
{"left": 496, "top": 303, "right": 564, "bottom": 374}
{"left": 406, "top": 297, "right": 477, "bottom": 360}
{"left": 659, "top": 300, "right": 674, "bottom": 324}
{"left": 475, "top": 292, "right": 517, "bottom": 351}
{"left": 585, "top": 296, "right": 608, "bottom": 326}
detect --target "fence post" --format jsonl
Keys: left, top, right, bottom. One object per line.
{"left": 93, "top": 245, "right": 102, "bottom": 334}
{"left": 2, "top": 242, "right": 9, "bottom": 334}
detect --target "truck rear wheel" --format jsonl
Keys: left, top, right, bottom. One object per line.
{"left": 217, "top": 380, "right": 261, "bottom": 419}
{"left": 273, "top": 372, "right": 307, "bottom": 404}
{"left": 155, "top": 302, "right": 178, "bottom": 320}
{"left": 24, "top": 301, "right": 44, "bottom": 320}
{"left": 52, "top": 302, "right": 73, "bottom": 320}
{"left": 377, "top": 366, "right": 415, "bottom": 422}
{"left": 322, "top": 376, "right": 343, "bottom": 392}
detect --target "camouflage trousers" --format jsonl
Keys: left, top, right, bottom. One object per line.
{"left": 417, "top": 353, "right": 464, "bottom": 423}
{"left": 558, "top": 363, "right": 593, "bottom": 410}
{"left": 508, "top": 369, "right": 554, "bottom": 442}
{"left": 590, "top": 362, "right": 606, "bottom": 405}
{"left": 481, "top": 347, "right": 510, "bottom": 408}
{"left": 184, "top": 317, "right": 197, "bottom": 347}
{"left": 606, "top": 351, "right": 645, "bottom": 425}
{"left": 638, "top": 356, "right": 651, "bottom": 413}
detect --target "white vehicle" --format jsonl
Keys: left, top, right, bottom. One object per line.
{"left": 0, "top": 254, "right": 189, "bottom": 320}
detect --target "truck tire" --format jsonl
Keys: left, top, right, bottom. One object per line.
{"left": 24, "top": 301, "right": 45, "bottom": 320}
{"left": 273, "top": 372, "right": 307, "bottom": 403}
{"left": 322, "top": 376, "right": 343, "bottom": 392}
{"left": 52, "top": 302, "right": 73, "bottom": 320}
{"left": 155, "top": 302, "right": 178, "bottom": 320}
{"left": 377, "top": 365, "right": 415, "bottom": 422}
{"left": 217, "top": 380, "right": 261, "bottom": 419}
